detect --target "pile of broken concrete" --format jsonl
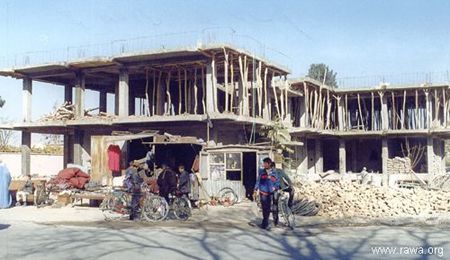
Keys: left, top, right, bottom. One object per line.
{"left": 295, "top": 180, "right": 450, "bottom": 219}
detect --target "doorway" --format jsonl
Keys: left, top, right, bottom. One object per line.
{"left": 242, "top": 152, "right": 257, "bottom": 200}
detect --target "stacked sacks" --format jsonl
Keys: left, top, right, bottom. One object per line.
{"left": 47, "top": 168, "right": 90, "bottom": 190}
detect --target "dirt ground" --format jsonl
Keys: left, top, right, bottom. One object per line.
{"left": 3, "top": 201, "right": 450, "bottom": 230}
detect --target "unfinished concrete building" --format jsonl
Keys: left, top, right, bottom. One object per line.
{"left": 287, "top": 78, "right": 450, "bottom": 186}
{"left": 0, "top": 43, "right": 449, "bottom": 194}
{"left": 0, "top": 45, "right": 289, "bottom": 198}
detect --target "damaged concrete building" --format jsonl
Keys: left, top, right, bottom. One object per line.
{"left": 0, "top": 43, "right": 449, "bottom": 195}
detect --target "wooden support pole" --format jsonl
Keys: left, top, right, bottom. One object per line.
{"left": 165, "top": 71, "right": 172, "bottom": 115}
{"left": 371, "top": 92, "right": 375, "bottom": 130}
{"left": 212, "top": 55, "right": 218, "bottom": 112}
{"left": 256, "top": 61, "right": 263, "bottom": 117}
{"left": 402, "top": 90, "right": 406, "bottom": 129}
{"left": 152, "top": 70, "right": 156, "bottom": 116}
{"left": 202, "top": 66, "right": 206, "bottom": 114}
{"left": 344, "top": 94, "right": 348, "bottom": 130}
{"left": 144, "top": 69, "right": 150, "bottom": 116}
{"left": 178, "top": 69, "right": 182, "bottom": 115}
{"left": 415, "top": 89, "right": 419, "bottom": 129}
{"left": 280, "top": 84, "right": 285, "bottom": 119}
{"left": 223, "top": 48, "right": 229, "bottom": 112}
{"left": 194, "top": 68, "right": 198, "bottom": 115}
{"left": 304, "top": 83, "right": 310, "bottom": 127}
{"left": 391, "top": 92, "right": 396, "bottom": 130}
{"left": 357, "top": 93, "right": 364, "bottom": 130}
{"left": 263, "top": 67, "right": 269, "bottom": 119}
{"left": 271, "top": 71, "right": 280, "bottom": 118}
{"left": 443, "top": 88, "right": 447, "bottom": 127}
{"left": 184, "top": 69, "right": 188, "bottom": 113}
{"left": 156, "top": 70, "right": 163, "bottom": 115}
{"left": 424, "top": 89, "right": 430, "bottom": 128}
{"left": 230, "top": 55, "right": 235, "bottom": 114}
{"left": 336, "top": 95, "right": 343, "bottom": 130}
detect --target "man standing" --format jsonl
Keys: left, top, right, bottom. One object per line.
{"left": 157, "top": 164, "right": 177, "bottom": 203}
{"left": 254, "top": 157, "right": 280, "bottom": 230}
{"left": 177, "top": 165, "right": 190, "bottom": 199}
{"left": 16, "top": 174, "right": 33, "bottom": 206}
{"left": 0, "top": 159, "right": 11, "bottom": 209}
{"left": 124, "top": 161, "right": 144, "bottom": 221}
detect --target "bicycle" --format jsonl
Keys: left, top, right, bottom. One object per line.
{"left": 100, "top": 183, "right": 168, "bottom": 221}
{"left": 208, "top": 187, "right": 239, "bottom": 207}
{"left": 142, "top": 191, "right": 192, "bottom": 221}
{"left": 254, "top": 188, "right": 295, "bottom": 229}
{"left": 274, "top": 189, "right": 295, "bottom": 229}
{"left": 34, "top": 182, "right": 54, "bottom": 208}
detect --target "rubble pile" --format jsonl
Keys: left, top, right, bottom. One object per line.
{"left": 387, "top": 157, "right": 412, "bottom": 174}
{"left": 295, "top": 180, "right": 450, "bottom": 219}
{"left": 40, "top": 102, "right": 76, "bottom": 121}
{"left": 40, "top": 102, "right": 116, "bottom": 121}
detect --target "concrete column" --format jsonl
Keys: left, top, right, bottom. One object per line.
{"left": 114, "top": 82, "right": 119, "bottom": 116}
{"left": 74, "top": 72, "right": 85, "bottom": 118}
{"left": 381, "top": 93, "right": 388, "bottom": 130}
{"left": 315, "top": 139, "right": 323, "bottom": 174}
{"left": 298, "top": 97, "right": 306, "bottom": 127}
{"left": 427, "top": 136, "right": 434, "bottom": 175}
{"left": 63, "top": 133, "right": 73, "bottom": 167}
{"left": 206, "top": 62, "right": 216, "bottom": 114}
{"left": 64, "top": 85, "right": 73, "bottom": 104}
{"left": 128, "top": 89, "right": 135, "bottom": 116}
{"left": 339, "top": 139, "right": 346, "bottom": 174}
{"left": 382, "top": 138, "right": 388, "bottom": 186}
{"left": 99, "top": 90, "right": 107, "bottom": 113}
{"left": 297, "top": 138, "right": 308, "bottom": 174}
{"left": 21, "top": 131, "right": 31, "bottom": 176}
{"left": 22, "top": 78, "right": 32, "bottom": 122}
{"left": 73, "top": 130, "right": 83, "bottom": 165}
{"left": 118, "top": 69, "right": 129, "bottom": 117}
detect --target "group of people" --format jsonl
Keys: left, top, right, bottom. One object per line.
{"left": 124, "top": 161, "right": 198, "bottom": 221}
{"left": 254, "top": 157, "right": 294, "bottom": 230}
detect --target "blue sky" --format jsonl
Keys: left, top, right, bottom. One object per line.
{"left": 0, "top": 0, "right": 449, "bottom": 127}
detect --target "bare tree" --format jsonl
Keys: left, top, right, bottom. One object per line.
{"left": 0, "top": 118, "right": 16, "bottom": 150}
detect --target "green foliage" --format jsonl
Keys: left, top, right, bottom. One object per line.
{"left": 260, "top": 117, "right": 294, "bottom": 154}
{"left": 307, "top": 63, "right": 338, "bottom": 87}
{"left": 0, "top": 96, "right": 4, "bottom": 108}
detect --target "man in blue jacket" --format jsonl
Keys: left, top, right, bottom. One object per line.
{"left": 254, "top": 157, "right": 280, "bottom": 230}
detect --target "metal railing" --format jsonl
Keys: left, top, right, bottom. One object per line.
{"left": 0, "top": 28, "right": 292, "bottom": 70}
{"left": 337, "top": 71, "right": 450, "bottom": 89}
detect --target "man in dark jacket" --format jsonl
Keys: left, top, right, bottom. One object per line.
{"left": 177, "top": 165, "right": 191, "bottom": 199}
{"left": 124, "top": 161, "right": 144, "bottom": 220}
{"left": 157, "top": 164, "right": 177, "bottom": 203}
{"left": 271, "top": 162, "right": 294, "bottom": 208}
{"left": 254, "top": 157, "right": 280, "bottom": 230}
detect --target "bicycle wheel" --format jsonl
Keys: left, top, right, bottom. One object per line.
{"left": 218, "top": 187, "right": 238, "bottom": 206}
{"left": 142, "top": 195, "right": 169, "bottom": 222}
{"left": 34, "top": 187, "right": 48, "bottom": 207}
{"left": 100, "top": 194, "right": 123, "bottom": 221}
{"left": 173, "top": 197, "right": 191, "bottom": 221}
{"left": 279, "top": 198, "right": 295, "bottom": 229}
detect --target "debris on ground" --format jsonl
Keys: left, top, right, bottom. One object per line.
{"left": 295, "top": 180, "right": 450, "bottom": 219}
